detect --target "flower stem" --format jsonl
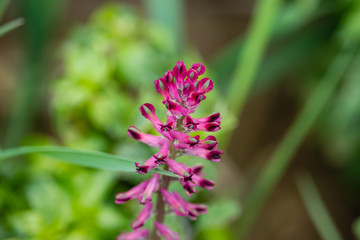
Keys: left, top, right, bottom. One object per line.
{"left": 152, "top": 116, "right": 184, "bottom": 239}
{"left": 152, "top": 143, "right": 175, "bottom": 240}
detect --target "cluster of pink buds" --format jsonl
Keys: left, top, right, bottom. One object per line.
{"left": 115, "top": 62, "right": 222, "bottom": 240}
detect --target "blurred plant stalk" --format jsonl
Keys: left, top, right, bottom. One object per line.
{"left": 227, "top": 0, "right": 283, "bottom": 119}
{"left": 235, "top": 44, "right": 357, "bottom": 239}
{"left": 296, "top": 171, "right": 344, "bottom": 240}
{"left": 1, "top": 0, "right": 64, "bottom": 148}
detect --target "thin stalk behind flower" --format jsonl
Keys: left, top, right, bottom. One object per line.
{"left": 152, "top": 117, "right": 183, "bottom": 240}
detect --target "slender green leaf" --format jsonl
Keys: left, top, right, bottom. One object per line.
{"left": 227, "top": 0, "right": 283, "bottom": 117}
{"left": 0, "top": 146, "right": 179, "bottom": 177}
{"left": 2, "top": 0, "right": 65, "bottom": 148}
{"left": 235, "top": 45, "right": 356, "bottom": 239}
{"left": 0, "top": 18, "right": 24, "bottom": 37}
{"left": 296, "top": 172, "right": 343, "bottom": 240}
{"left": 0, "top": 0, "right": 10, "bottom": 19}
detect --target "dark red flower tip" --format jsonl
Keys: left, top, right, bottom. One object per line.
{"left": 164, "top": 71, "right": 174, "bottom": 84}
{"left": 183, "top": 182, "right": 196, "bottom": 195}
{"left": 135, "top": 163, "right": 150, "bottom": 174}
{"left": 160, "top": 123, "right": 172, "bottom": 132}
{"left": 208, "top": 112, "right": 220, "bottom": 122}
{"left": 207, "top": 150, "right": 223, "bottom": 162}
{"left": 203, "top": 123, "right": 220, "bottom": 132}
{"left": 139, "top": 103, "right": 155, "bottom": 118}
{"left": 128, "top": 127, "right": 141, "bottom": 140}
{"left": 191, "top": 165, "right": 203, "bottom": 175}
{"left": 198, "top": 179, "right": 215, "bottom": 189}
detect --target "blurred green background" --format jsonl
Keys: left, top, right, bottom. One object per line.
{"left": 0, "top": 0, "right": 360, "bottom": 239}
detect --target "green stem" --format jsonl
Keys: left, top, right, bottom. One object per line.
{"left": 296, "top": 172, "right": 344, "bottom": 240}
{"left": 152, "top": 143, "right": 175, "bottom": 240}
{"left": 227, "top": 0, "right": 283, "bottom": 118}
{"left": 235, "top": 45, "right": 356, "bottom": 239}
{"left": 152, "top": 115, "right": 184, "bottom": 239}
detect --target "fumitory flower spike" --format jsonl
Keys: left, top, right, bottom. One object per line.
{"left": 115, "top": 62, "right": 222, "bottom": 239}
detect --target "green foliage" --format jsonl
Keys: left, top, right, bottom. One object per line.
{"left": 52, "top": 4, "right": 177, "bottom": 152}
{"left": 3, "top": 0, "right": 360, "bottom": 239}
{"left": 0, "top": 146, "right": 179, "bottom": 177}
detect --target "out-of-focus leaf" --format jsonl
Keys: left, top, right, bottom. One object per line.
{"left": 235, "top": 45, "right": 356, "bottom": 239}
{"left": 353, "top": 217, "right": 360, "bottom": 240}
{"left": 318, "top": 51, "right": 360, "bottom": 165}
{"left": 0, "top": 0, "right": 10, "bottom": 19}
{"left": 338, "top": 1, "right": 360, "bottom": 43}
{"left": 196, "top": 227, "right": 234, "bottom": 240}
{"left": 197, "top": 198, "right": 240, "bottom": 230}
{"left": 0, "top": 146, "right": 179, "bottom": 177}
{"left": 0, "top": 18, "right": 24, "bottom": 37}
{"left": 296, "top": 172, "right": 343, "bottom": 240}
{"left": 144, "top": 0, "right": 184, "bottom": 53}
{"left": 226, "top": 0, "right": 283, "bottom": 117}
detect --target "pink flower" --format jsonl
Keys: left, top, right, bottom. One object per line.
{"left": 161, "top": 190, "right": 208, "bottom": 220}
{"left": 117, "top": 228, "right": 149, "bottom": 240}
{"left": 154, "top": 222, "right": 179, "bottom": 240}
{"left": 128, "top": 126, "right": 166, "bottom": 148}
{"left": 116, "top": 62, "right": 222, "bottom": 238}
{"left": 187, "top": 202, "right": 208, "bottom": 220}
{"left": 131, "top": 201, "right": 153, "bottom": 229}
{"left": 115, "top": 174, "right": 159, "bottom": 204}
{"left": 135, "top": 142, "right": 170, "bottom": 174}
{"left": 115, "top": 180, "right": 149, "bottom": 204}
{"left": 160, "top": 189, "right": 188, "bottom": 216}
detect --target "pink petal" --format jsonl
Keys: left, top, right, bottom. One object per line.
{"left": 128, "top": 126, "right": 166, "bottom": 148}
{"left": 154, "top": 222, "right": 179, "bottom": 240}
{"left": 164, "top": 71, "right": 182, "bottom": 103}
{"left": 160, "top": 189, "right": 188, "bottom": 216}
{"left": 117, "top": 228, "right": 149, "bottom": 240}
{"left": 131, "top": 201, "right": 153, "bottom": 229}
{"left": 172, "top": 61, "right": 187, "bottom": 89}
{"left": 196, "top": 112, "right": 221, "bottom": 123}
{"left": 186, "top": 68, "right": 198, "bottom": 82}
{"left": 166, "top": 158, "right": 190, "bottom": 177}
{"left": 191, "top": 63, "right": 206, "bottom": 75}
{"left": 138, "top": 174, "right": 160, "bottom": 204}
{"left": 196, "top": 77, "right": 213, "bottom": 94}
{"left": 135, "top": 156, "right": 158, "bottom": 174}
{"left": 164, "top": 99, "right": 190, "bottom": 117}
{"left": 115, "top": 180, "right": 149, "bottom": 204}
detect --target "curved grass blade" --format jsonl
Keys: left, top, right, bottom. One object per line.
{"left": 0, "top": 18, "right": 24, "bottom": 37}
{"left": 0, "top": 146, "right": 179, "bottom": 177}
{"left": 227, "top": 0, "right": 283, "bottom": 118}
{"left": 296, "top": 171, "right": 343, "bottom": 240}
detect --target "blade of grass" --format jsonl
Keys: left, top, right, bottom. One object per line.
{"left": 1, "top": 0, "right": 64, "bottom": 148}
{"left": 296, "top": 171, "right": 344, "bottom": 240}
{"left": 0, "top": 17, "right": 24, "bottom": 37}
{"left": 0, "top": 146, "right": 179, "bottom": 177}
{"left": 235, "top": 44, "right": 356, "bottom": 239}
{"left": 0, "top": 0, "right": 10, "bottom": 19}
{"left": 227, "top": 0, "right": 284, "bottom": 117}
{"left": 143, "top": 0, "right": 184, "bottom": 54}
